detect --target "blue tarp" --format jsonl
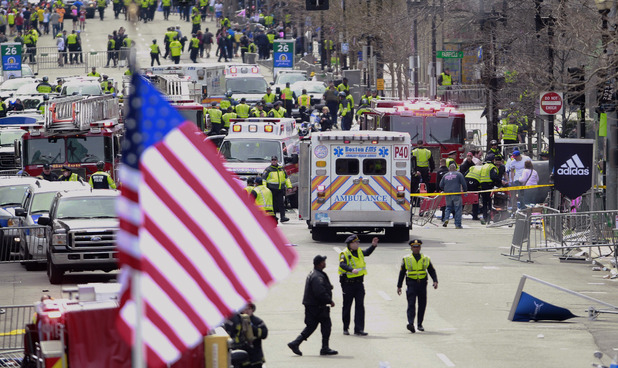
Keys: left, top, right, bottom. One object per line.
{"left": 512, "top": 292, "right": 577, "bottom": 322}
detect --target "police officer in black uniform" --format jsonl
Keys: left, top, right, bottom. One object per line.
{"left": 339, "top": 234, "right": 378, "bottom": 336}
{"left": 39, "top": 164, "right": 57, "bottom": 181}
{"left": 287, "top": 255, "right": 338, "bottom": 356}
{"left": 88, "top": 161, "right": 117, "bottom": 189}
{"left": 397, "top": 239, "right": 438, "bottom": 333}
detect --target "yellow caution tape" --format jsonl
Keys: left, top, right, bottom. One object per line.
{"left": 410, "top": 184, "right": 554, "bottom": 197}
{"left": 0, "top": 329, "right": 25, "bottom": 336}
{"left": 594, "top": 185, "right": 607, "bottom": 189}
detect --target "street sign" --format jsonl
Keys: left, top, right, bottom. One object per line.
{"left": 1, "top": 43, "right": 22, "bottom": 79}
{"left": 376, "top": 78, "right": 384, "bottom": 91}
{"left": 540, "top": 91, "right": 563, "bottom": 115}
{"left": 437, "top": 50, "right": 463, "bottom": 59}
{"left": 273, "top": 40, "right": 294, "bottom": 69}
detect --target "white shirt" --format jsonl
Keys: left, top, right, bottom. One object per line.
{"left": 214, "top": 3, "right": 222, "bottom": 12}
{"left": 506, "top": 154, "right": 531, "bottom": 183}
{"left": 520, "top": 168, "right": 538, "bottom": 186}
{"left": 56, "top": 36, "right": 64, "bottom": 51}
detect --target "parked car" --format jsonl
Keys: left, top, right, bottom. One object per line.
{"left": 38, "top": 189, "right": 119, "bottom": 284}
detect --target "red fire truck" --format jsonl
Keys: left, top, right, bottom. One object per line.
{"left": 16, "top": 95, "right": 123, "bottom": 181}
{"left": 359, "top": 99, "right": 466, "bottom": 184}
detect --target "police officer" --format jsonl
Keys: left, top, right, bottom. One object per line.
{"left": 262, "top": 87, "right": 276, "bottom": 104}
{"left": 445, "top": 150, "right": 458, "bottom": 170}
{"left": 219, "top": 91, "right": 235, "bottom": 111}
{"left": 488, "top": 139, "right": 502, "bottom": 158}
{"left": 464, "top": 163, "right": 482, "bottom": 221}
{"left": 235, "top": 97, "right": 250, "bottom": 118}
{"left": 339, "top": 234, "right": 378, "bottom": 336}
{"left": 338, "top": 91, "right": 352, "bottom": 130}
{"left": 500, "top": 115, "right": 520, "bottom": 146}
{"left": 261, "top": 156, "right": 291, "bottom": 223}
{"left": 396, "top": 239, "right": 438, "bottom": 333}
{"left": 271, "top": 101, "right": 287, "bottom": 118}
{"left": 297, "top": 89, "right": 311, "bottom": 109}
{"left": 206, "top": 102, "right": 222, "bottom": 134}
{"left": 251, "top": 102, "right": 266, "bottom": 117}
{"left": 101, "top": 75, "right": 115, "bottom": 94}
{"left": 189, "top": 33, "right": 199, "bottom": 63}
{"left": 87, "top": 67, "right": 101, "bottom": 78}
{"left": 89, "top": 161, "right": 116, "bottom": 189}
{"left": 412, "top": 140, "right": 435, "bottom": 192}
{"left": 54, "top": 79, "right": 64, "bottom": 93}
{"left": 251, "top": 177, "right": 275, "bottom": 224}
{"left": 280, "top": 82, "right": 295, "bottom": 117}
{"left": 243, "top": 176, "right": 255, "bottom": 195}
{"left": 221, "top": 106, "right": 237, "bottom": 129}
{"left": 105, "top": 34, "right": 117, "bottom": 67}
{"left": 479, "top": 154, "right": 502, "bottom": 225}
{"left": 169, "top": 36, "right": 182, "bottom": 64}
{"left": 150, "top": 39, "right": 160, "bottom": 66}
{"left": 287, "top": 255, "right": 338, "bottom": 357}
{"left": 38, "top": 164, "right": 57, "bottom": 181}
{"left": 59, "top": 166, "right": 79, "bottom": 181}
{"left": 36, "top": 77, "right": 53, "bottom": 93}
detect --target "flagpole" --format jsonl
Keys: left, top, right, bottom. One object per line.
{"left": 126, "top": 21, "right": 146, "bottom": 367}
{"left": 132, "top": 269, "right": 146, "bottom": 367}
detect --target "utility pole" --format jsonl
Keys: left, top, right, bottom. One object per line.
{"left": 320, "top": 11, "right": 325, "bottom": 70}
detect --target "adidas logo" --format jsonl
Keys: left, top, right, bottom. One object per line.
{"left": 556, "top": 154, "right": 590, "bottom": 176}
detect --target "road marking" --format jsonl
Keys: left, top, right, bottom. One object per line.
{"left": 588, "top": 282, "right": 605, "bottom": 285}
{"left": 483, "top": 266, "right": 499, "bottom": 270}
{"left": 437, "top": 353, "right": 455, "bottom": 367}
{"left": 442, "top": 242, "right": 456, "bottom": 245}
{"left": 580, "top": 291, "right": 608, "bottom": 294}
{"left": 377, "top": 290, "right": 391, "bottom": 301}
{"left": 333, "top": 247, "right": 342, "bottom": 254}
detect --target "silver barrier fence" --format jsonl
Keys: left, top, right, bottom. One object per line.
{"left": 0, "top": 225, "right": 48, "bottom": 269}
{"left": 0, "top": 304, "right": 35, "bottom": 357}
{"left": 507, "top": 209, "right": 618, "bottom": 263}
{"left": 25, "top": 47, "right": 130, "bottom": 73}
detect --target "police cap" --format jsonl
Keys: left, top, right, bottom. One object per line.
{"left": 271, "top": 155, "right": 278, "bottom": 160}
{"left": 313, "top": 254, "right": 327, "bottom": 266}
{"left": 42, "top": 164, "right": 51, "bottom": 169}
{"left": 345, "top": 235, "right": 359, "bottom": 244}
{"left": 409, "top": 239, "right": 422, "bottom": 247}
{"left": 61, "top": 166, "right": 71, "bottom": 172}
{"left": 490, "top": 139, "right": 498, "bottom": 145}
{"left": 448, "top": 150, "right": 457, "bottom": 155}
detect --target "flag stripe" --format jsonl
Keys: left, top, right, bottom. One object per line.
{"left": 144, "top": 302, "right": 186, "bottom": 353}
{"left": 140, "top": 165, "right": 254, "bottom": 302}
{"left": 143, "top": 215, "right": 234, "bottom": 317}
{"left": 142, "top": 258, "right": 210, "bottom": 333}
{"left": 154, "top": 141, "right": 276, "bottom": 286}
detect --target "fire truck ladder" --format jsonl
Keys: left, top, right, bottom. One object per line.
{"left": 44, "top": 95, "right": 120, "bottom": 132}
{"left": 150, "top": 75, "right": 196, "bottom": 102}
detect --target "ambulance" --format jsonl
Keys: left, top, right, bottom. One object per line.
{"left": 219, "top": 118, "right": 300, "bottom": 207}
{"left": 298, "top": 131, "right": 412, "bottom": 242}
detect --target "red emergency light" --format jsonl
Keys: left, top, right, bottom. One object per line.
{"left": 264, "top": 125, "right": 274, "bottom": 133}
{"left": 232, "top": 125, "right": 242, "bottom": 132}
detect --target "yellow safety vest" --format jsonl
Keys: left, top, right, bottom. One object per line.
{"left": 221, "top": 112, "right": 237, "bottom": 127}
{"left": 253, "top": 185, "right": 274, "bottom": 215}
{"left": 263, "top": 166, "right": 291, "bottom": 190}
{"left": 235, "top": 103, "right": 250, "bottom": 118}
{"left": 403, "top": 254, "right": 430, "bottom": 280}
{"left": 263, "top": 93, "right": 276, "bottom": 103}
{"left": 413, "top": 148, "right": 431, "bottom": 168}
{"left": 479, "top": 163, "right": 496, "bottom": 184}
{"left": 219, "top": 98, "right": 232, "bottom": 111}
{"left": 338, "top": 248, "right": 367, "bottom": 278}
{"left": 298, "top": 94, "right": 310, "bottom": 107}
{"left": 169, "top": 41, "right": 182, "bottom": 56}
{"left": 207, "top": 108, "right": 222, "bottom": 124}
{"left": 281, "top": 88, "right": 293, "bottom": 101}
{"left": 67, "top": 33, "right": 77, "bottom": 44}
{"left": 440, "top": 73, "right": 452, "bottom": 86}
{"left": 502, "top": 123, "right": 518, "bottom": 141}
{"left": 150, "top": 44, "right": 159, "bottom": 53}
{"left": 465, "top": 165, "right": 482, "bottom": 181}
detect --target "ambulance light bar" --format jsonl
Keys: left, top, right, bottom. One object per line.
{"left": 249, "top": 124, "right": 258, "bottom": 132}
{"left": 232, "top": 125, "right": 242, "bottom": 132}
{"left": 264, "top": 125, "right": 273, "bottom": 132}
{"left": 318, "top": 135, "right": 406, "bottom": 142}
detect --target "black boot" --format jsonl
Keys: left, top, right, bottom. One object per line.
{"left": 320, "top": 337, "right": 338, "bottom": 355}
{"left": 287, "top": 335, "right": 303, "bottom": 356}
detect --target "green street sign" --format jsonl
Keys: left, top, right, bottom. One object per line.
{"left": 437, "top": 51, "right": 463, "bottom": 59}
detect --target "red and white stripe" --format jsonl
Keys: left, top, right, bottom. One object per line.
{"left": 117, "top": 122, "right": 296, "bottom": 367}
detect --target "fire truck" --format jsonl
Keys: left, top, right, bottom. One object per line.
{"left": 143, "top": 74, "right": 206, "bottom": 131}
{"left": 359, "top": 99, "right": 466, "bottom": 184}
{"left": 24, "top": 283, "right": 230, "bottom": 368}
{"left": 16, "top": 95, "right": 122, "bottom": 181}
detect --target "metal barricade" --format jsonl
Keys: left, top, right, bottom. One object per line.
{"left": 507, "top": 209, "right": 618, "bottom": 263}
{"left": 0, "top": 304, "right": 35, "bottom": 356}
{"left": 26, "top": 46, "right": 85, "bottom": 73}
{"left": 0, "top": 225, "right": 48, "bottom": 266}
{"left": 412, "top": 195, "right": 441, "bottom": 226}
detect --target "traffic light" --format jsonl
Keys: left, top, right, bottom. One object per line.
{"left": 567, "top": 67, "right": 585, "bottom": 107}
{"left": 306, "top": 0, "right": 329, "bottom": 10}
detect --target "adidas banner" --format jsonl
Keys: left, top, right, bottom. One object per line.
{"left": 554, "top": 139, "right": 594, "bottom": 199}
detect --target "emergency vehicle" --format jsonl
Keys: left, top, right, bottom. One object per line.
{"left": 298, "top": 131, "right": 412, "bottom": 242}
{"left": 219, "top": 118, "right": 300, "bottom": 207}
{"left": 140, "top": 63, "right": 269, "bottom": 105}
{"left": 16, "top": 95, "right": 122, "bottom": 181}
{"left": 359, "top": 99, "right": 466, "bottom": 184}
{"left": 24, "top": 283, "right": 230, "bottom": 368}
{"left": 144, "top": 74, "right": 206, "bottom": 131}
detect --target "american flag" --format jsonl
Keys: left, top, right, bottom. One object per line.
{"left": 116, "top": 74, "right": 297, "bottom": 367}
